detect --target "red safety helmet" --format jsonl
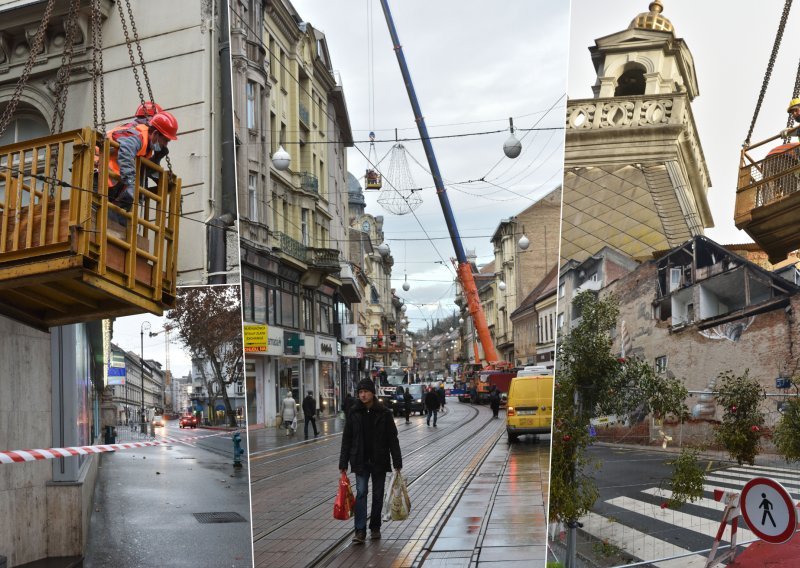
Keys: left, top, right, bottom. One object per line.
{"left": 150, "top": 111, "right": 179, "bottom": 141}
{"left": 135, "top": 101, "right": 163, "bottom": 118}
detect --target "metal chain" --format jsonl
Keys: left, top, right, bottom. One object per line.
{"left": 786, "top": 55, "right": 800, "bottom": 137}
{"left": 0, "top": 0, "right": 57, "bottom": 139}
{"left": 51, "top": 0, "right": 81, "bottom": 134}
{"left": 90, "top": 0, "right": 106, "bottom": 133}
{"left": 116, "top": 0, "right": 146, "bottom": 108}
{"left": 746, "top": 0, "right": 792, "bottom": 147}
{"left": 124, "top": 0, "right": 155, "bottom": 103}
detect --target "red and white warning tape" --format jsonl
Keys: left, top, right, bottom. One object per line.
{"left": 0, "top": 429, "right": 243, "bottom": 465}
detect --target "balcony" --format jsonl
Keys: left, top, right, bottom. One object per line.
{"left": 245, "top": 39, "right": 266, "bottom": 69}
{"left": 310, "top": 247, "right": 340, "bottom": 270}
{"left": 338, "top": 263, "right": 363, "bottom": 303}
{"left": 574, "top": 279, "right": 602, "bottom": 295}
{"left": 273, "top": 231, "right": 308, "bottom": 264}
{"left": 299, "top": 103, "right": 310, "bottom": 127}
{"left": 300, "top": 172, "right": 319, "bottom": 196}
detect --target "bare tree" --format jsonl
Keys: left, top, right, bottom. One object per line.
{"left": 168, "top": 286, "right": 243, "bottom": 427}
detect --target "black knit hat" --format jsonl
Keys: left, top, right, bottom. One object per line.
{"left": 357, "top": 378, "right": 376, "bottom": 394}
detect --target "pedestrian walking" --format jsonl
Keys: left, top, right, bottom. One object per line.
{"left": 403, "top": 387, "right": 413, "bottom": 424}
{"left": 339, "top": 378, "right": 402, "bottom": 544}
{"left": 303, "top": 390, "right": 320, "bottom": 438}
{"left": 424, "top": 386, "right": 441, "bottom": 427}
{"left": 344, "top": 392, "right": 355, "bottom": 416}
{"left": 280, "top": 392, "right": 297, "bottom": 435}
{"left": 489, "top": 386, "right": 501, "bottom": 419}
{"left": 437, "top": 384, "right": 446, "bottom": 408}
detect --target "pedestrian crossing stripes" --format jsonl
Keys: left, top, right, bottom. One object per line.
{"left": 580, "top": 463, "right": 798, "bottom": 564}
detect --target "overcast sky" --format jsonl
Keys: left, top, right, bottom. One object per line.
{"left": 568, "top": 0, "right": 800, "bottom": 246}
{"left": 111, "top": 312, "right": 193, "bottom": 380}
{"left": 290, "top": 0, "right": 570, "bottom": 332}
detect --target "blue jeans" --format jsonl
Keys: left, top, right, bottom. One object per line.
{"left": 354, "top": 468, "right": 386, "bottom": 531}
{"left": 426, "top": 409, "right": 438, "bottom": 425}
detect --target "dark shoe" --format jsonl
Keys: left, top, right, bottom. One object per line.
{"left": 370, "top": 529, "right": 381, "bottom": 540}
{"left": 434, "top": 424, "right": 437, "bottom": 427}
{"left": 352, "top": 530, "right": 366, "bottom": 544}
{"left": 314, "top": 432, "right": 320, "bottom": 436}
{"left": 426, "top": 422, "right": 430, "bottom": 426}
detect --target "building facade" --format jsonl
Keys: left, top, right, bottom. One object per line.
{"left": 561, "top": 2, "right": 712, "bottom": 263}
{"left": 235, "top": 0, "right": 356, "bottom": 427}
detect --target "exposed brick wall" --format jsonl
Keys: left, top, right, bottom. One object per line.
{"left": 603, "top": 260, "right": 800, "bottom": 425}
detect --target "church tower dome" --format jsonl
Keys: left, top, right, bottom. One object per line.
{"left": 629, "top": 1, "right": 674, "bottom": 34}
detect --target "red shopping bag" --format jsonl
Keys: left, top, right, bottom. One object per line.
{"left": 333, "top": 471, "right": 355, "bottom": 520}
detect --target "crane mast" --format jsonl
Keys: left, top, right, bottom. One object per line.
{"left": 379, "top": 0, "right": 499, "bottom": 364}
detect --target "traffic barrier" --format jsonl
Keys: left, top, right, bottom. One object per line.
{"left": 0, "top": 429, "right": 243, "bottom": 465}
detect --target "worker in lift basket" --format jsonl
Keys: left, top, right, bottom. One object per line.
{"left": 104, "top": 110, "right": 178, "bottom": 215}
{"left": 779, "top": 98, "right": 800, "bottom": 139}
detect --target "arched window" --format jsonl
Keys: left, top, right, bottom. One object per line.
{"left": 0, "top": 106, "right": 49, "bottom": 146}
{"left": 614, "top": 65, "right": 647, "bottom": 97}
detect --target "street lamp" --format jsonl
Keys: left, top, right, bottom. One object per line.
{"left": 272, "top": 145, "right": 291, "bottom": 171}
{"left": 140, "top": 321, "right": 151, "bottom": 434}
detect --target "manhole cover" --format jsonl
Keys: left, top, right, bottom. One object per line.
{"left": 193, "top": 512, "right": 248, "bottom": 524}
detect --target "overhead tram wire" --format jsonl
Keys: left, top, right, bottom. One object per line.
{"left": 229, "top": 4, "right": 563, "bottom": 149}
{"left": 354, "top": 143, "right": 456, "bottom": 277}
{"left": 0, "top": 163, "right": 238, "bottom": 236}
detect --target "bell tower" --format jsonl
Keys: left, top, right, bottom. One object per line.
{"left": 561, "top": 0, "right": 714, "bottom": 262}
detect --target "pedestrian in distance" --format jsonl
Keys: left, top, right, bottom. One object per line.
{"left": 339, "top": 378, "right": 402, "bottom": 544}
{"left": 403, "top": 387, "right": 413, "bottom": 424}
{"left": 280, "top": 392, "right": 297, "bottom": 436}
{"left": 489, "top": 386, "right": 501, "bottom": 419}
{"left": 437, "top": 384, "right": 446, "bottom": 408}
{"left": 470, "top": 384, "right": 478, "bottom": 405}
{"left": 424, "top": 386, "right": 441, "bottom": 427}
{"left": 303, "top": 390, "right": 320, "bottom": 438}
{"left": 344, "top": 392, "right": 355, "bottom": 416}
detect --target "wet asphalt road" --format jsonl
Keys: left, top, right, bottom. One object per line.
{"left": 82, "top": 420, "right": 252, "bottom": 568}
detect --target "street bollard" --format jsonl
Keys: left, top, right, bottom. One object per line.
{"left": 232, "top": 432, "right": 244, "bottom": 469}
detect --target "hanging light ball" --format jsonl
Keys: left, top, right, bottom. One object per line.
{"left": 458, "top": 317, "right": 464, "bottom": 325}
{"left": 518, "top": 234, "right": 530, "bottom": 250}
{"left": 272, "top": 145, "right": 291, "bottom": 171}
{"left": 503, "top": 133, "right": 522, "bottom": 159}
{"left": 402, "top": 281, "right": 410, "bottom": 291}
{"left": 377, "top": 242, "right": 391, "bottom": 257}
{"left": 498, "top": 280, "right": 507, "bottom": 291}
{"left": 401, "top": 304, "right": 407, "bottom": 313}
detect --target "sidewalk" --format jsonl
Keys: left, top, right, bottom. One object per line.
{"left": 247, "top": 413, "right": 345, "bottom": 455}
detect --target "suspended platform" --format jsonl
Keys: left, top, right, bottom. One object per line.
{"left": 0, "top": 127, "right": 181, "bottom": 330}
{"left": 734, "top": 134, "right": 800, "bottom": 264}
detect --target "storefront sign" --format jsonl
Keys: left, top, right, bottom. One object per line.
{"left": 355, "top": 336, "right": 367, "bottom": 348}
{"left": 317, "top": 336, "right": 338, "bottom": 361}
{"left": 107, "top": 365, "right": 126, "bottom": 386}
{"left": 244, "top": 324, "right": 267, "bottom": 352}
{"left": 284, "top": 331, "right": 305, "bottom": 355}
{"left": 342, "top": 324, "right": 358, "bottom": 340}
{"left": 342, "top": 343, "right": 357, "bottom": 358}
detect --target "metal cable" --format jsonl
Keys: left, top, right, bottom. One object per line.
{"left": 746, "top": 0, "right": 792, "bottom": 146}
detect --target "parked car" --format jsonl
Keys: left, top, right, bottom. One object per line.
{"left": 152, "top": 415, "right": 165, "bottom": 427}
{"left": 388, "top": 384, "right": 425, "bottom": 416}
{"left": 179, "top": 415, "right": 197, "bottom": 429}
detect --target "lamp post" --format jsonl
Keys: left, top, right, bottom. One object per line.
{"left": 140, "top": 321, "right": 151, "bottom": 434}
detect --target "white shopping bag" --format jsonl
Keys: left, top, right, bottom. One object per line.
{"left": 381, "top": 471, "right": 411, "bottom": 521}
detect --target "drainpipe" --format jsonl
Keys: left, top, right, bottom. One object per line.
{"left": 210, "top": 0, "right": 238, "bottom": 284}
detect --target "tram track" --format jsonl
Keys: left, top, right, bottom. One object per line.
{"left": 250, "top": 404, "right": 482, "bottom": 547}
{"left": 248, "top": 406, "right": 453, "bottom": 484}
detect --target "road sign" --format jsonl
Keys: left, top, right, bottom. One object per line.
{"left": 740, "top": 477, "right": 797, "bottom": 544}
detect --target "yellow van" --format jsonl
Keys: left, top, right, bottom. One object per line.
{"left": 506, "top": 366, "right": 553, "bottom": 443}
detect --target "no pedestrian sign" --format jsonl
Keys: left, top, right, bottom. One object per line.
{"left": 741, "top": 477, "right": 797, "bottom": 544}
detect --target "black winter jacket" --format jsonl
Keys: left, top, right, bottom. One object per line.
{"left": 339, "top": 400, "right": 402, "bottom": 473}
{"left": 424, "top": 390, "right": 441, "bottom": 411}
{"left": 302, "top": 395, "right": 316, "bottom": 416}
